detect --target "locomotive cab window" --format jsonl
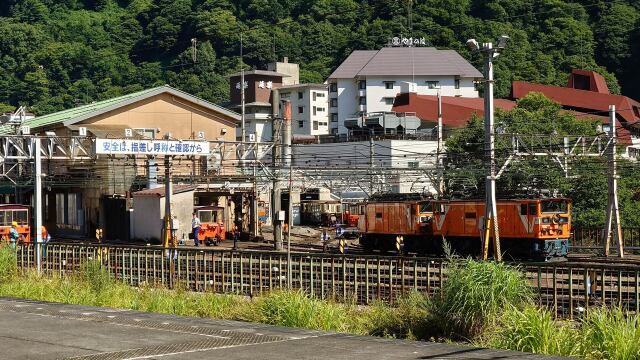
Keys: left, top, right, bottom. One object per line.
{"left": 541, "top": 200, "right": 568, "bottom": 213}
{"left": 464, "top": 212, "right": 476, "bottom": 219}
{"left": 520, "top": 204, "right": 528, "bottom": 215}
{"left": 375, "top": 212, "right": 383, "bottom": 219}
{"left": 529, "top": 203, "right": 537, "bottom": 215}
{"left": 420, "top": 202, "right": 432, "bottom": 213}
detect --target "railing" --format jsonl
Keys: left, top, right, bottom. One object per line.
{"left": 572, "top": 227, "right": 640, "bottom": 249}
{"left": 14, "top": 244, "right": 640, "bottom": 319}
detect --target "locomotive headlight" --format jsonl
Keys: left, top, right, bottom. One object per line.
{"left": 542, "top": 217, "right": 550, "bottom": 224}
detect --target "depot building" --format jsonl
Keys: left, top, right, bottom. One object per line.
{"left": 0, "top": 86, "right": 257, "bottom": 242}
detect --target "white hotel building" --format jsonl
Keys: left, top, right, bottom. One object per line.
{"left": 277, "top": 83, "right": 330, "bottom": 138}
{"left": 327, "top": 47, "right": 482, "bottom": 135}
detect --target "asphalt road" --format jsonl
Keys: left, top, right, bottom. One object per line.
{"left": 0, "top": 298, "right": 567, "bottom": 360}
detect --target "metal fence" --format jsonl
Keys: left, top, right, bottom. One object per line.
{"left": 15, "top": 244, "right": 640, "bottom": 319}
{"left": 572, "top": 227, "right": 640, "bottom": 249}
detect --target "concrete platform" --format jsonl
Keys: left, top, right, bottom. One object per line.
{"left": 0, "top": 298, "right": 567, "bottom": 360}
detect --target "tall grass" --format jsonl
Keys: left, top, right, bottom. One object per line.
{"left": 578, "top": 308, "right": 640, "bottom": 360}
{"left": 0, "top": 246, "right": 17, "bottom": 281}
{"left": 431, "top": 259, "right": 532, "bottom": 338}
{"left": 488, "top": 304, "right": 579, "bottom": 357}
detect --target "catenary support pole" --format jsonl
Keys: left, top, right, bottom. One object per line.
{"left": 163, "top": 156, "right": 173, "bottom": 252}
{"left": 34, "top": 137, "right": 43, "bottom": 273}
{"left": 603, "top": 105, "right": 623, "bottom": 258}
{"left": 252, "top": 131, "right": 259, "bottom": 238}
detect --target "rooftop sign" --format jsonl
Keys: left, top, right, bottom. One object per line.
{"left": 96, "top": 139, "right": 210, "bottom": 156}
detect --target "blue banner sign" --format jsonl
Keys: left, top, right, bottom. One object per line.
{"left": 96, "top": 139, "right": 210, "bottom": 156}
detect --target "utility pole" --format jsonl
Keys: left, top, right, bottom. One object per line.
{"left": 603, "top": 105, "right": 623, "bottom": 258}
{"left": 466, "top": 36, "right": 509, "bottom": 261}
{"left": 437, "top": 90, "right": 444, "bottom": 197}
{"left": 34, "top": 137, "right": 42, "bottom": 273}
{"left": 273, "top": 101, "right": 291, "bottom": 251}
{"left": 240, "top": 33, "right": 246, "bottom": 143}
{"left": 287, "top": 144, "right": 293, "bottom": 288}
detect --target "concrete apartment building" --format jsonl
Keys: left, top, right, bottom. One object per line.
{"left": 229, "top": 58, "right": 331, "bottom": 141}
{"left": 278, "top": 84, "right": 329, "bottom": 138}
{"left": 327, "top": 47, "right": 482, "bottom": 135}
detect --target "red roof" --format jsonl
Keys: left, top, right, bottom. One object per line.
{"left": 391, "top": 93, "right": 516, "bottom": 128}
{"left": 567, "top": 69, "right": 609, "bottom": 94}
{"left": 133, "top": 185, "right": 197, "bottom": 197}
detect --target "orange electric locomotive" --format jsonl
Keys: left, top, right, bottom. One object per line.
{"left": 431, "top": 198, "right": 571, "bottom": 259}
{"left": 355, "top": 195, "right": 571, "bottom": 259}
{"left": 357, "top": 194, "right": 434, "bottom": 253}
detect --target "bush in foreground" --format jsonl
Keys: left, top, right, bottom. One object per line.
{"left": 431, "top": 259, "right": 532, "bottom": 338}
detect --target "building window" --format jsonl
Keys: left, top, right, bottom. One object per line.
{"left": 330, "top": 83, "right": 337, "bottom": 92}
{"left": 313, "top": 121, "right": 319, "bottom": 130}
{"left": 358, "top": 80, "right": 366, "bottom": 90}
{"left": 384, "top": 81, "right": 395, "bottom": 90}
{"left": 298, "top": 121, "right": 304, "bottom": 128}
{"left": 317, "top": 107, "right": 325, "bottom": 112}
{"left": 359, "top": 97, "right": 366, "bottom": 105}
{"left": 298, "top": 106, "right": 303, "bottom": 114}
{"left": 455, "top": 78, "right": 460, "bottom": 89}
{"left": 298, "top": 91, "right": 303, "bottom": 99}
{"left": 316, "top": 92, "right": 325, "bottom": 97}
{"left": 320, "top": 122, "right": 327, "bottom": 126}
{"left": 426, "top": 81, "right": 440, "bottom": 89}
{"left": 384, "top": 97, "right": 395, "bottom": 105}
{"left": 331, "top": 128, "right": 338, "bottom": 135}
{"left": 134, "top": 128, "right": 155, "bottom": 139}
{"left": 330, "top": 98, "right": 337, "bottom": 107}
{"left": 313, "top": 106, "right": 317, "bottom": 116}
{"left": 408, "top": 161, "right": 419, "bottom": 168}
{"left": 331, "top": 114, "right": 338, "bottom": 123}
{"left": 313, "top": 92, "right": 317, "bottom": 101}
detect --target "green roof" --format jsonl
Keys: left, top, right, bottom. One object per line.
{"left": 0, "top": 85, "right": 240, "bottom": 135}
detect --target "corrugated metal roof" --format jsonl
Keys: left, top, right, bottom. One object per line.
{"left": 328, "top": 48, "right": 482, "bottom": 79}
{"left": 0, "top": 85, "right": 240, "bottom": 135}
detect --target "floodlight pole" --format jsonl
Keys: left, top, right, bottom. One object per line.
{"left": 240, "top": 33, "right": 246, "bottom": 143}
{"left": 479, "top": 42, "right": 501, "bottom": 261}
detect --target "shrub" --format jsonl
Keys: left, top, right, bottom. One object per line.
{"left": 488, "top": 304, "right": 578, "bottom": 357}
{"left": 578, "top": 307, "right": 640, "bottom": 360}
{"left": 431, "top": 259, "right": 532, "bottom": 338}
{"left": 0, "top": 246, "right": 17, "bottom": 281}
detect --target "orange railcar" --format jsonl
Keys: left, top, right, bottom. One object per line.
{"left": 0, "top": 204, "right": 48, "bottom": 244}
{"left": 432, "top": 198, "right": 571, "bottom": 258}
{"left": 358, "top": 196, "right": 433, "bottom": 252}
{"left": 194, "top": 206, "right": 226, "bottom": 246}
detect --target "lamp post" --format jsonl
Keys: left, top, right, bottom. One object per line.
{"left": 466, "top": 35, "right": 509, "bottom": 261}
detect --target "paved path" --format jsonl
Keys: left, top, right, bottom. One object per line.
{"left": 0, "top": 298, "right": 567, "bottom": 360}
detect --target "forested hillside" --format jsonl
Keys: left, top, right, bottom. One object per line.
{"left": 1, "top": 0, "right": 639, "bottom": 115}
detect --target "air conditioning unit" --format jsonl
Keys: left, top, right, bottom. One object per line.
{"left": 78, "top": 127, "right": 87, "bottom": 136}
{"left": 124, "top": 128, "right": 133, "bottom": 137}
